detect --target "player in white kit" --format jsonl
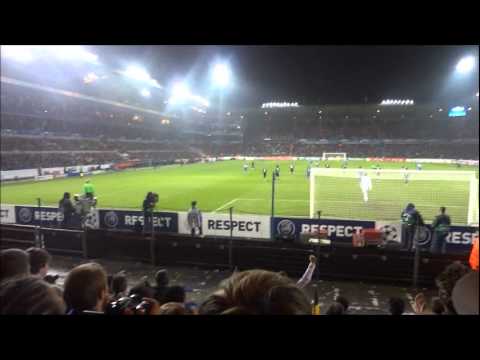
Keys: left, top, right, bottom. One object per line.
{"left": 360, "top": 173, "right": 372, "bottom": 203}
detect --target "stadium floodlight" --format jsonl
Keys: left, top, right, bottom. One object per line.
{"left": 123, "top": 66, "right": 152, "bottom": 82}
{"left": 2, "top": 45, "right": 34, "bottom": 63}
{"left": 140, "top": 89, "right": 151, "bottom": 98}
{"left": 456, "top": 56, "right": 475, "bottom": 74}
{"left": 212, "top": 63, "right": 232, "bottom": 88}
{"left": 171, "top": 82, "right": 191, "bottom": 99}
{"left": 45, "top": 46, "right": 98, "bottom": 63}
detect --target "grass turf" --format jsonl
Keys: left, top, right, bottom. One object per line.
{"left": 1, "top": 160, "right": 478, "bottom": 224}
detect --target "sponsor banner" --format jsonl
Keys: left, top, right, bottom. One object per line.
{"left": 98, "top": 209, "right": 178, "bottom": 233}
{"left": 405, "top": 158, "right": 455, "bottom": 164}
{"left": 179, "top": 212, "right": 270, "bottom": 239}
{"left": 14, "top": 206, "right": 99, "bottom": 229}
{"left": 366, "top": 157, "right": 406, "bottom": 163}
{"left": 415, "top": 224, "right": 478, "bottom": 254}
{"left": 0, "top": 169, "right": 38, "bottom": 181}
{"left": 41, "top": 167, "right": 65, "bottom": 176}
{"left": 35, "top": 175, "right": 54, "bottom": 181}
{"left": 375, "top": 221, "right": 402, "bottom": 244}
{"left": 273, "top": 217, "right": 375, "bottom": 244}
{"left": 0, "top": 204, "right": 16, "bottom": 224}
{"left": 262, "top": 156, "right": 295, "bottom": 161}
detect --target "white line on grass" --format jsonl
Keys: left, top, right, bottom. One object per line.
{"left": 238, "top": 198, "right": 464, "bottom": 208}
{"left": 213, "top": 198, "right": 239, "bottom": 213}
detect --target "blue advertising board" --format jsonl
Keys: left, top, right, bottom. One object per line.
{"left": 14, "top": 205, "right": 88, "bottom": 228}
{"left": 273, "top": 217, "right": 376, "bottom": 244}
{"left": 98, "top": 209, "right": 178, "bottom": 233}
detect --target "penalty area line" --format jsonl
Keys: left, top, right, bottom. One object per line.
{"left": 213, "top": 198, "right": 239, "bottom": 213}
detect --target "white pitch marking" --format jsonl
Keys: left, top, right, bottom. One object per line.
{"left": 213, "top": 198, "right": 239, "bottom": 213}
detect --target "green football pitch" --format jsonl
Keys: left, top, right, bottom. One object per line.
{"left": 1, "top": 160, "right": 478, "bottom": 224}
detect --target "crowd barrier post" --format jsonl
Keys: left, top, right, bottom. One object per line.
{"left": 35, "top": 197, "right": 44, "bottom": 248}
{"left": 412, "top": 225, "right": 421, "bottom": 287}
{"left": 150, "top": 215, "right": 156, "bottom": 266}
{"left": 228, "top": 206, "right": 234, "bottom": 271}
{"left": 270, "top": 172, "right": 276, "bottom": 241}
{"left": 82, "top": 228, "right": 88, "bottom": 259}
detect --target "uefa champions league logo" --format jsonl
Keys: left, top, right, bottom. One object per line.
{"left": 379, "top": 224, "right": 399, "bottom": 243}
{"left": 417, "top": 226, "right": 432, "bottom": 247}
{"left": 18, "top": 207, "right": 33, "bottom": 224}
{"left": 277, "top": 219, "right": 296, "bottom": 237}
{"left": 104, "top": 211, "right": 119, "bottom": 228}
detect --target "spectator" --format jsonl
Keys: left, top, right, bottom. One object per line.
{"left": 388, "top": 297, "right": 405, "bottom": 315}
{"left": 0, "top": 249, "right": 30, "bottom": 283}
{"left": 26, "top": 247, "right": 51, "bottom": 278}
{"left": 162, "top": 285, "right": 186, "bottom": 304}
{"left": 451, "top": 271, "right": 479, "bottom": 315}
{"left": 159, "top": 302, "right": 187, "bottom": 315}
{"left": 435, "top": 262, "right": 470, "bottom": 314}
{"left": 335, "top": 296, "right": 350, "bottom": 313}
{"left": 129, "top": 277, "right": 156, "bottom": 299}
{"left": 153, "top": 269, "right": 169, "bottom": 302}
{"left": 198, "top": 269, "right": 311, "bottom": 315}
{"left": 187, "top": 200, "right": 202, "bottom": 237}
{"left": 58, "top": 192, "right": 75, "bottom": 228}
{"left": 63, "top": 263, "right": 109, "bottom": 314}
{"left": 111, "top": 271, "right": 128, "bottom": 300}
{"left": 0, "top": 276, "right": 66, "bottom": 315}
{"left": 432, "top": 297, "right": 446, "bottom": 315}
{"left": 430, "top": 207, "right": 451, "bottom": 254}
{"left": 296, "top": 255, "right": 317, "bottom": 289}
{"left": 325, "top": 302, "right": 345, "bottom": 315}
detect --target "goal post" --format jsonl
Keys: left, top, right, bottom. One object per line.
{"left": 322, "top": 152, "right": 347, "bottom": 161}
{"left": 309, "top": 168, "right": 479, "bottom": 226}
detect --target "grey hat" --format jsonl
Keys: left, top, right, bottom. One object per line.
{"left": 452, "top": 271, "right": 479, "bottom": 315}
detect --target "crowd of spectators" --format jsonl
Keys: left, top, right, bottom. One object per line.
{"left": 1, "top": 84, "right": 478, "bottom": 171}
{"left": 0, "top": 247, "right": 477, "bottom": 315}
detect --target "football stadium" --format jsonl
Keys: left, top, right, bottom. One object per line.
{"left": 0, "top": 45, "right": 478, "bottom": 315}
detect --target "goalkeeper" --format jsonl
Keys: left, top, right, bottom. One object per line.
{"left": 359, "top": 173, "right": 372, "bottom": 203}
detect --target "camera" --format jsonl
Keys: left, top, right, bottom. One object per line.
{"left": 105, "top": 294, "right": 152, "bottom": 315}
{"left": 44, "top": 274, "right": 60, "bottom": 284}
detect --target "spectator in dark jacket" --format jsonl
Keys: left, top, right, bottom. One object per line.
{"left": 26, "top": 247, "right": 51, "bottom": 278}
{"left": 63, "top": 263, "right": 109, "bottom": 314}
{"left": 0, "top": 249, "right": 30, "bottom": 283}
{"left": 430, "top": 207, "right": 451, "bottom": 254}
{"left": 0, "top": 276, "right": 66, "bottom": 315}
{"left": 59, "top": 192, "right": 75, "bottom": 228}
{"left": 388, "top": 297, "right": 405, "bottom": 315}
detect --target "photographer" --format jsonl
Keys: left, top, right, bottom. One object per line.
{"left": 73, "top": 194, "right": 97, "bottom": 229}
{"left": 400, "top": 203, "right": 424, "bottom": 251}
{"left": 142, "top": 192, "right": 158, "bottom": 233}
{"left": 58, "top": 192, "right": 75, "bottom": 228}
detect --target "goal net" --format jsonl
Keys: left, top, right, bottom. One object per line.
{"left": 309, "top": 168, "right": 479, "bottom": 226}
{"left": 322, "top": 152, "right": 347, "bottom": 161}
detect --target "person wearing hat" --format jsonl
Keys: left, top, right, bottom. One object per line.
{"left": 452, "top": 271, "right": 479, "bottom": 315}
{"left": 401, "top": 203, "right": 424, "bottom": 251}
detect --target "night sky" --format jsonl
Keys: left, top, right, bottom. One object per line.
{"left": 58, "top": 45, "right": 480, "bottom": 108}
